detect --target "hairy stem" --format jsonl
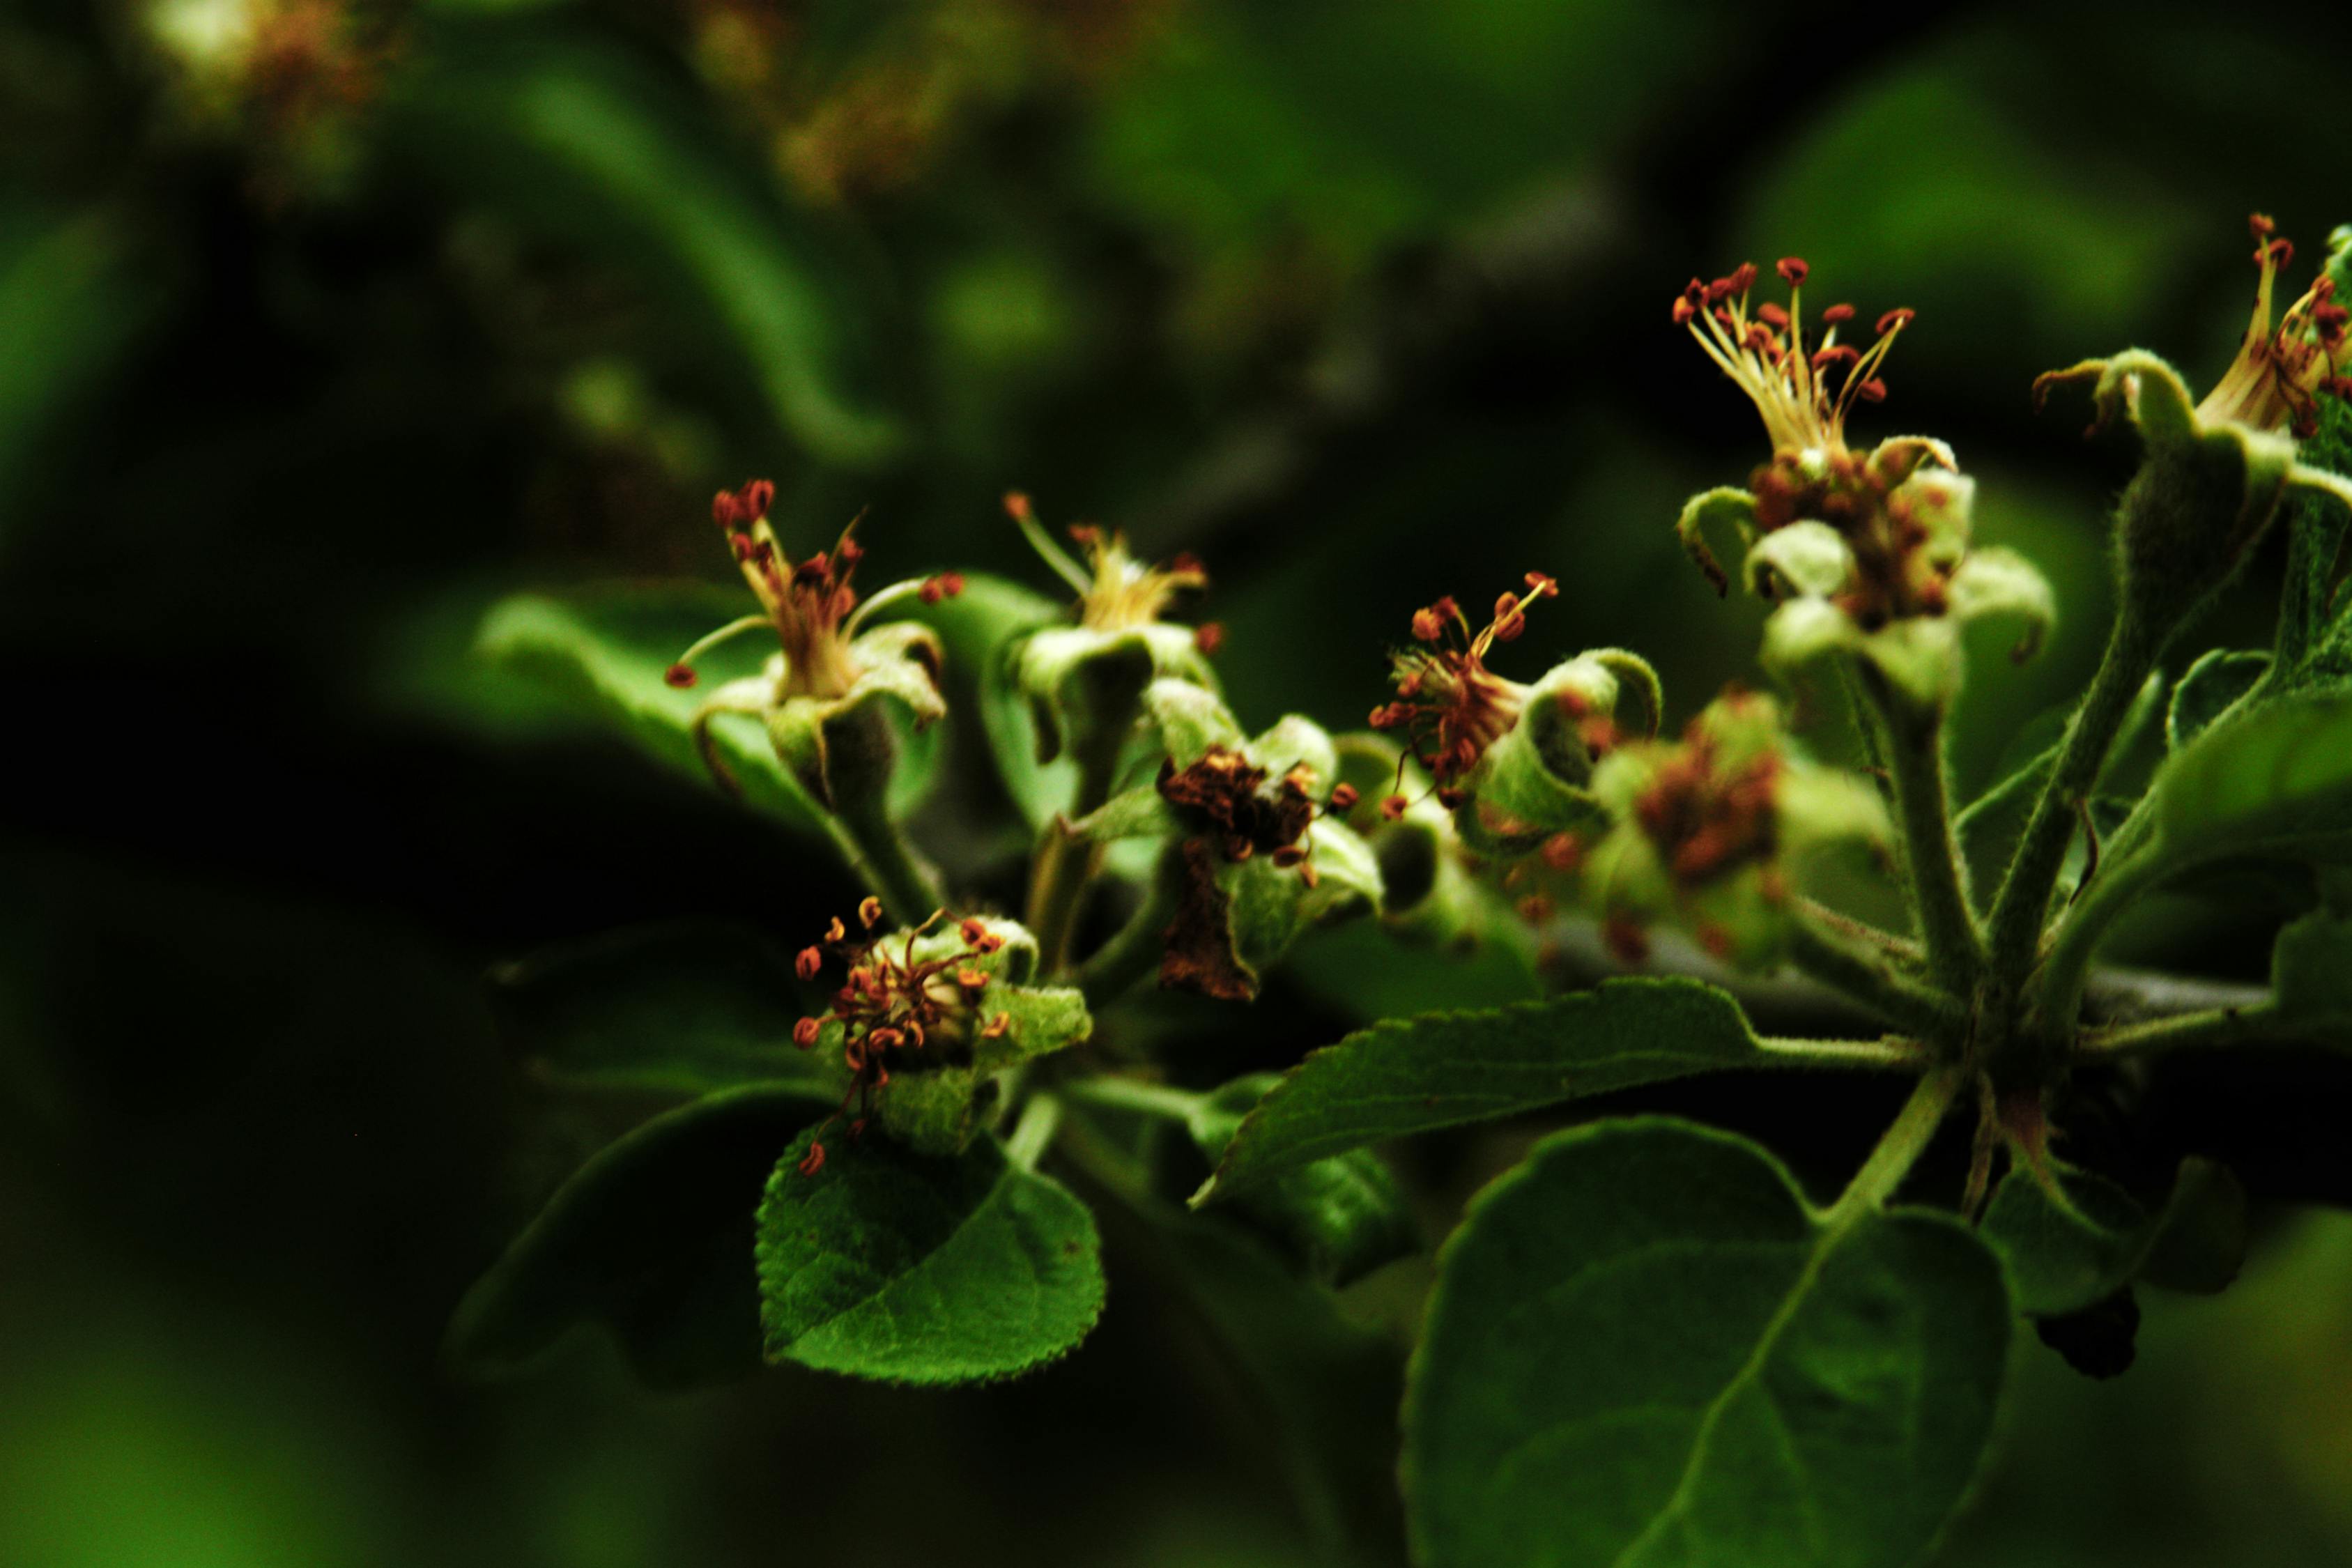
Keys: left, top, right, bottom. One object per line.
{"left": 2078, "top": 1001, "right": 2316, "bottom": 1057}
{"left": 1785, "top": 907, "right": 1962, "bottom": 1042}
{"left": 1822, "top": 1063, "right": 1964, "bottom": 1227}
{"left": 832, "top": 791, "right": 946, "bottom": 925}
{"left": 1004, "top": 1090, "right": 1065, "bottom": 1169}
{"left": 1060, "top": 1075, "right": 1204, "bottom": 1122}
{"left": 1857, "top": 666, "right": 1984, "bottom": 993}
{"left": 1988, "top": 610, "right": 2162, "bottom": 982}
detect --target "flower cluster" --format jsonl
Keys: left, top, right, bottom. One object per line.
{"left": 790, "top": 901, "right": 1013, "bottom": 1174}
{"left": 2195, "top": 215, "right": 2351, "bottom": 440}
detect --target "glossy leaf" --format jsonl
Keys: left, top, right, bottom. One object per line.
{"left": 2166, "top": 648, "right": 2270, "bottom": 751}
{"left": 447, "top": 1084, "right": 829, "bottom": 1388}
{"left": 1195, "top": 978, "right": 1774, "bottom": 1204}
{"left": 755, "top": 1130, "right": 1104, "bottom": 1383}
{"left": 492, "top": 921, "right": 829, "bottom": 1098}
{"left": 1403, "top": 1119, "right": 2008, "bottom": 1568}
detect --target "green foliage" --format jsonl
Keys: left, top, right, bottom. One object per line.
{"left": 754, "top": 1130, "right": 1105, "bottom": 1384}
{"left": 2165, "top": 649, "right": 2271, "bottom": 752}
{"left": 447, "top": 1085, "right": 831, "bottom": 1388}
{"left": 2139, "top": 693, "right": 2352, "bottom": 875}
{"left": 2273, "top": 907, "right": 2352, "bottom": 1025}
{"left": 1402, "top": 1119, "right": 2009, "bottom": 1568}
{"left": 1195, "top": 978, "right": 1776, "bottom": 1204}
{"left": 1187, "top": 1075, "right": 1417, "bottom": 1286}
{"left": 1982, "top": 1163, "right": 2153, "bottom": 1316}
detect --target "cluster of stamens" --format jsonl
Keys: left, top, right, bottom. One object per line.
{"left": 1367, "top": 574, "right": 1558, "bottom": 813}
{"left": 1620, "top": 700, "right": 1787, "bottom": 962}
{"left": 1673, "top": 257, "right": 1912, "bottom": 459}
{"left": 663, "top": 479, "right": 961, "bottom": 700}
{"left": 1004, "top": 491, "right": 1219, "bottom": 648}
{"left": 1156, "top": 747, "right": 1357, "bottom": 886}
{"left": 788, "top": 900, "right": 1010, "bottom": 1175}
{"left": 2197, "top": 215, "right": 2352, "bottom": 440}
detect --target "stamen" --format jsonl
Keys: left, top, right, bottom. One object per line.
{"left": 665, "top": 613, "right": 774, "bottom": 689}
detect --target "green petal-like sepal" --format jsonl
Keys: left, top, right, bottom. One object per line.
{"left": 1746, "top": 519, "right": 1856, "bottom": 599}
{"left": 1015, "top": 622, "right": 1216, "bottom": 764}
{"left": 764, "top": 622, "right": 946, "bottom": 806}
{"left": 1456, "top": 651, "right": 1663, "bottom": 856}
{"left": 1673, "top": 485, "right": 1760, "bottom": 596}
{"left": 1142, "top": 675, "right": 1247, "bottom": 767}
{"left": 1947, "top": 546, "right": 2056, "bottom": 661}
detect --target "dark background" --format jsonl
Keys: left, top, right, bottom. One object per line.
{"left": 4, "top": 1, "right": 2351, "bottom": 1563}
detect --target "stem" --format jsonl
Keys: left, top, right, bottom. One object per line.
{"left": 1988, "top": 610, "right": 2162, "bottom": 982}
{"left": 2078, "top": 1001, "right": 2308, "bottom": 1058}
{"left": 1857, "top": 665, "right": 1985, "bottom": 993}
{"left": 2030, "top": 839, "right": 2167, "bottom": 1033}
{"left": 1075, "top": 865, "right": 1179, "bottom": 1008}
{"left": 1785, "top": 906, "right": 1963, "bottom": 1042}
{"left": 1755, "top": 1036, "right": 1935, "bottom": 1070}
{"left": 831, "top": 791, "right": 945, "bottom": 925}
{"left": 1822, "top": 1063, "right": 1964, "bottom": 1228}
{"left": 1004, "top": 1091, "right": 1064, "bottom": 1169}
{"left": 1025, "top": 737, "right": 1124, "bottom": 977}
{"left": 1059, "top": 1075, "right": 1205, "bottom": 1123}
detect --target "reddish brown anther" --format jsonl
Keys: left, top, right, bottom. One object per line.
{"left": 1875, "top": 308, "right": 1915, "bottom": 335}
{"left": 795, "top": 946, "right": 824, "bottom": 980}
{"left": 1376, "top": 574, "right": 1555, "bottom": 807}
{"left": 1776, "top": 257, "right": 1808, "bottom": 287}
{"left": 1003, "top": 491, "right": 1033, "bottom": 523}
{"left": 665, "top": 663, "right": 698, "bottom": 689}
{"left": 858, "top": 896, "right": 884, "bottom": 928}
{"left": 793, "top": 1017, "right": 823, "bottom": 1049}
{"left": 1380, "top": 793, "right": 1409, "bottom": 821}
{"left": 797, "top": 1142, "right": 827, "bottom": 1176}
{"left": 1194, "top": 621, "right": 1227, "bottom": 656}
{"left": 1820, "top": 302, "right": 1855, "bottom": 325}
{"left": 1328, "top": 783, "right": 1360, "bottom": 812}
{"left": 1539, "top": 831, "right": 1584, "bottom": 873}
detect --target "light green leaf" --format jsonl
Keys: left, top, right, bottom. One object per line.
{"left": 1981, "top": 1162, "right": 2151, "bottom": 1316}
{"left": 1195, "top": 978, "right": 1776, "bottom": 1204}
{"left": 2137, "top": 693, "right": 2352, "bottom": 877}
{"left": 1189, "top": 1075, "right": 1417, "bottom": 1287}
{"left": 491, "top": 921, "right": 829, "bottom": 1098}
{"left": 1402, "top": 1119, "right": 2008, "bottom": 1568}
{"left": 2166, "top": 648, "right": 2271, "bottom": 751}
{"left": 447, "top": 1084, "right": 829, "bottom": 1388}
{"left": 755, "top": 1130, "right": 1104, "bottom": 1384}
{"left": 475, "top": 585, "right": 939, "bottom": 830}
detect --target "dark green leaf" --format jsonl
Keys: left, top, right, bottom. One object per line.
{"left": 447, "top": 1084, "right": 829, "bottom": 1388}
{"left": 1195, "top": 978, "right": 1774, "bottom": 1204}
{"left": 2273, "top": 907, "right": 2352, "bottom": 1024}
{"left": 1190, "top": 1075, "right": 1417, "bottom": 1286}
{"left": 1981, "top": 1162, "right": 2151, "bottom": 1316}
{"left": 755, "top": 1130, "right": 1103, "bottom": 1383}
{"left": 475, "top": 585, "right": 940, "bottom": 831}
{"left": 492, "top": 921, "right": 829, "bottom": 1098}
{"left": 2166, "top": 648, "right": 2271, "bottom": 751}
{"left": 1402, "top": 1119, "right": 2009, "bottom": 1568}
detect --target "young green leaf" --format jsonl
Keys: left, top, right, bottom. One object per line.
{"left": 492, "top": 921, "right": 830, "bottom": 1098}
{"left": 447, "top": 1084, "right": 830, "bottom": 1388}
{"left": 2137, "top": 1158, "right": 2249, "bottom": 1295}
{"left": 1188, "top": 1075, "right": 1417, "bottom": 1286}
{"left": 1194, "top": 978, "right": 1793, "bottom": 1204}
{"left": 1402, "top": 1118, "right": 2008, "bottom": 1568}
{"left": 2165, "top": 648, "right": 2271, "bottom": 751}
{"left": 755, "top": 1130, "right": 1104, "bottom": 1383}
{"left": 1981, "top": 1162, "right": 2153, "bottom": 1316}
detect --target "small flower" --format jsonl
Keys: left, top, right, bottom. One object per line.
{"left": 1583, "top": 691, "right": 1886, "bottom": 970}
{"left": 1368, "top": 575, "right": 1560, "bottom": 806}
{"left": 2031, "top": 218, "right": 2352, "bottom": 630}
{"left": 666, "top": 480, "right": 948, "bottom": 804}
{"left": 2194, "top": 215, "right": 2351, "bottom": 440}
{"left": 1673, "top": 261, "right": 2052, "bottom": 707}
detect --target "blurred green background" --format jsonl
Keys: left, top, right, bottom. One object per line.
{"left": 4, "top": 0, "right": 2351, "bottom": 1564}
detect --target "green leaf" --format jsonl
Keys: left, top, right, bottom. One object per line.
{"left": 1981, "top": 1162, "right": 2152, "bottom": 1316}
{"left": 2137, "top": 693, "right": 2352, "bottom": 877}
{"left": 475, "top": 585, "right": 939, "bottom": 831}
{"left": 1402, "top": 1119, "right": 2009, "bottom": 1568}
{"left": 491, "top": 921, "right": 829, "bottom": 1098}
{"left": 447, "top": 1084, "right": 829, "bottom": 1388}
{"left": 755, "top": 1130, "right": 1104, "bottom": 1383}
{"left": 1189, "top": 1075, "right": 1417, "bottom": 1286}
{"left": 2166, "top": 648, "right": 2271, "bottom": 751}
{"left": 1194, "top": 978, "right": 1774, "bottom": 1204}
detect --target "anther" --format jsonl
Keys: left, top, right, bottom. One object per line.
{"left": 793, "top": 1017, "right": 822, "bottom": 1048}
{"left": 1875, "top": 308, "right": 1915, "bottom": 335}
{"left": 797, "top": 1142, "right": 827, "bottom": 1176}
{"left": 1776, "top": 256, "right": 1808, "bottom": 286}
{"left": 1820, "top": 302, "right": 1855, "bottom": 325}
{"left": 795, "top": 946, "right": 824, "bottom": 980}
{"left": 1194, "top": 622, "right": 1227, "bottom": 656}
{"left": 858, "top": 896, "right": 884, "bottom": 928}
{"left": 1328, "top": 783, "right": 1360, "bottom": 811}
{"left": 664, "top": 663, "right": 698, "bottom": 689}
